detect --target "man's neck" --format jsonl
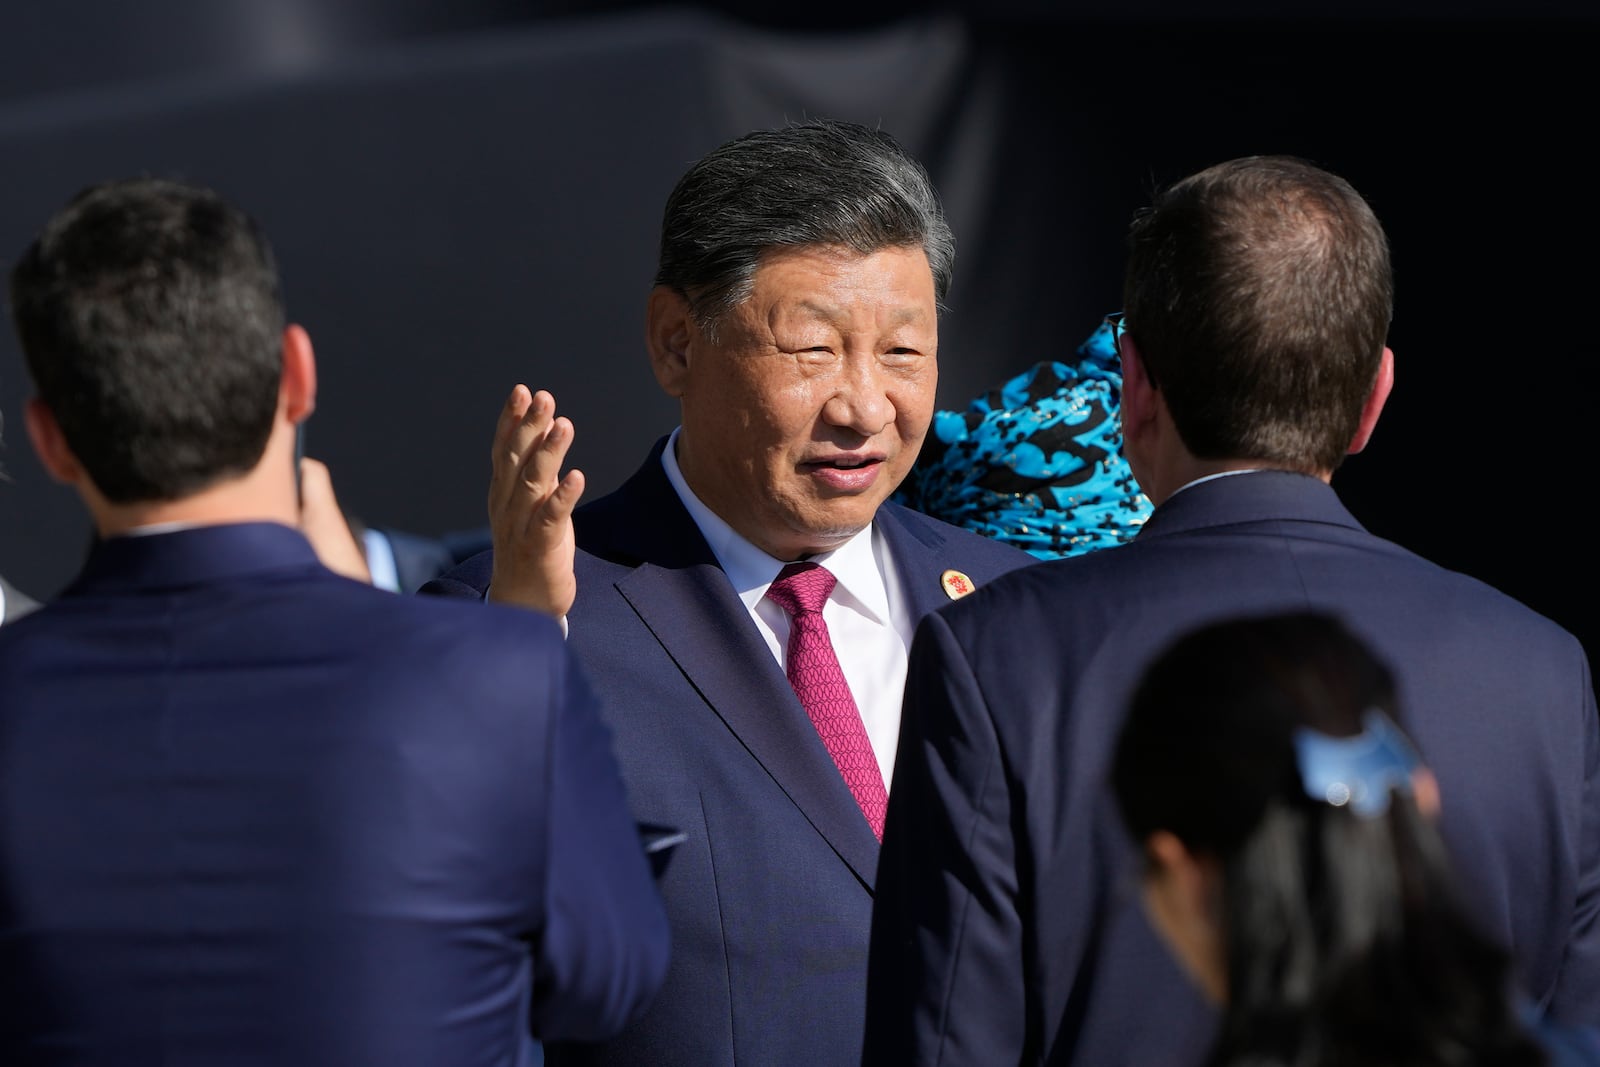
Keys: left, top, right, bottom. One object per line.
{"left": 87, "top": 470, "right": 298, "bottom": 539}
{"left": 1145, "top": 456, "right": 1328, "bottom": 507}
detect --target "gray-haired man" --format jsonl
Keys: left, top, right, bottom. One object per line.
{"left": 426, "top": 119, "right": 1032, "bottom": 1065}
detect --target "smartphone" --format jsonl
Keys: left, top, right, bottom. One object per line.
{"left": 293, "top": 422, "right": 306, "bottom": 503}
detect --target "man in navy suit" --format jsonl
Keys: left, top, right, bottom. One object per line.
{"left": 864, "top": 156, "right": 1600, "bottom": 1065}
{"left": 0, "top": 178, "right": 669, "bottom": 1066}
{"left": 425, "top": 120, "right": 1031, "bottom": 1065}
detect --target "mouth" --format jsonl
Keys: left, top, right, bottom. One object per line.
{"left": 802, "top": 454, "right": 886, "bottom": 491}
{"left": 809, "top": 455, "right": 880, "bottom": 469}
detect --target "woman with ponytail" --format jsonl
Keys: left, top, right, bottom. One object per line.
{"left": 1111, "top": 612, "right": 1599, "bottom": 1067}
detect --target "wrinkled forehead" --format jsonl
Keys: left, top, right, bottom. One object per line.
{"left": 734, "top": 243, "right": 937, "bottom": 321}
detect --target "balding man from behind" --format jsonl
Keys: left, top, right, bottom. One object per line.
{"left": 866, "top": 156, "right": 1600, "bottom": 1066}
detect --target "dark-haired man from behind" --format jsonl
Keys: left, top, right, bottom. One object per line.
{"left": 426, "top": 119, "right": 1031, "bottom": 1065}
{"left": 0, "top": 178, "right": 668, "bottom": 1067}
{"left": 866, "top": 156, "right": 1600, "bottom": 1065}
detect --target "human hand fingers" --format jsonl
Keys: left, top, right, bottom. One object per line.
{"left": 298, "top": 455, "right": 333, "bottom": 509}
{"left": 482, "top": 386, "right": 584, "bottom": 616}
{"left": 297, "top": 456, "right": 372, "bottom": 584}
{"left": 490, "top": 385, "right": 541, "bottom": 515}
{"left": 518, "top": 410, "right": 576, "bottom": 506}
{"left": 494, "top": 389, "right": 577, "bottom": 538}
{"left": 487, "top": 463, "right": 584, "bottom": 616}
{"left": 540, "top": 467, "right": 586, "bottom": 528}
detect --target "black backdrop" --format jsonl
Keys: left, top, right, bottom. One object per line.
{"left": 1, "top": 3, "right": 1595, "bottom": 672}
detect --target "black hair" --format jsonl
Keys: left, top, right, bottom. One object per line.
{"left": 1123, "top": 156, "right": 1393, "bottom": 474}
{"left": 9, "top": 177, "right": 284, "bottom": 503}
{"left": 1112, "top": 612, "right": 1545, "bottom": 1067}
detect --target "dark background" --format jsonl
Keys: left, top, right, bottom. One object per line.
{"left": 1, "top": 2, "right": 1594, "bottom": 670}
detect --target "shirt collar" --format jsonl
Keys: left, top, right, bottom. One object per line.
{"left": 69, "top": 522, "right": 322, "bottom": 595}
{"left": 659, "top": 427, "right": 888, "bottom": 624}
{"left": 120, "top": 519, "right": 211, "bottom": 538}
{"left": 1166, "top": 467, "right": 1263, "bottom": 501}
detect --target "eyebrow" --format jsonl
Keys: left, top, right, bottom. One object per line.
{"left": 788, "top": 301, "right": 930, "bottom": 327}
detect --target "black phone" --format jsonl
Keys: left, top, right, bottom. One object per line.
{"left": 293, "top": 422, "right": 306, "bottom": 503}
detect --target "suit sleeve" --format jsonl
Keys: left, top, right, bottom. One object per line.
{"left": 865, "top": 609, "right": 1031, "bottom": 1066}
{"left": 418, "top": 550, "right": 494, "bottom": 602}
{"left": 530, "top": 649, "right": 671, "bottom": 1041}
{"left": 1551, "top": 652, "right": 1600, "bottom": 1024}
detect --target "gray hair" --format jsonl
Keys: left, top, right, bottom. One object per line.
{"left": 653, "top": 119, "right": 954, "bottom": 336}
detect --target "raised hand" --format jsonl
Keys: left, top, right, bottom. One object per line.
{"left": 297, "top": 456, "right": 373, "bottom": 584}
{"left": 488, "top": 386, "right": 585, "bottom": 618}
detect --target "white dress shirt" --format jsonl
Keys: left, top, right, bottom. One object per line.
{"left": 661, "top": 429, "right": 914, "bottom": 789}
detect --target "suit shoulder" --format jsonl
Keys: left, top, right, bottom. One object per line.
{"left": 1403, "top": 551, "right": 1588, "bottom": 663}
{"left": 421, "top": 548, "right": 494, "bottom": 600}
{"left": 925, "top": 536, "right": 1151, "bottom": 642}
{"left": 294, "top": 573, "right": 573, "bottom": 682}
{"left": 0, "top": 570, "right": 572, "bottom": 693}
{"left": 1281, "top": 519, "right": 1586, "bottom": 654}
{"left": 880, "top": 502, "right": 1035, "bottom": 579}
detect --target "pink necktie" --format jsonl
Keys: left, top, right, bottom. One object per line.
{"left": 765, "top": 561, "right": 888, "bottom": 841}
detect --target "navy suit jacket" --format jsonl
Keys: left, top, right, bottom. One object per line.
{"left": 0, "top": 523, "right": 669, "bottom": 1067}
{"left": 426, "top": 440, "right": 1032, "bottom": 1066}
{"left": 866, "top": 470, "right": 1600, "bottom": 1066}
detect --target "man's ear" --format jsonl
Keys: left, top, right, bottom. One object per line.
{"left": 281, "top": 323, "right": 317, "bottom": 425}
{"left": 1119, "top": 336, "right": 1158, "bottom": 439}
{"left": 645, "top": 287, "right": 694, "bottom": 398}
{"left": 24, "top": 397, "right": 84, "bottom": 486}
{"left": 1347, "top": 346, "right": 1394, "bottom": 455}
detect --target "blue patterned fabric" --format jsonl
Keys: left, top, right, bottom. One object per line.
{"left": 897, "top": 320, "right": 1152, "bottom": 559}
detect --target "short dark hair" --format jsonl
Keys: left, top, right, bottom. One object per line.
{"left": 1113, "top": 612, "right": 1544, "bottom": 1067}
{"left": 9, "top": 178, "right": 285, "bottom": 503}
{"left": 653, "top": 118, "right": 954, "bottom": 336}
{"left": 1123, "top": 156, "right": 1393, "bottom": 474}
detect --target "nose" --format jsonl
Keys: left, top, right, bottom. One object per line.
{"left": 821, "top": 355, "right": 893, "bottom": 438}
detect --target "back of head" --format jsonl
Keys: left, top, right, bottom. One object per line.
{"left": 1113, "top": 613, "right": 1544, "bottom": 1067}
{"left": 9, "top": 178, "right": 284, "bottom": 504}
{"left": 1123, "top": 157, "right": 1393, "bottom": 474}
{"left": 653, "top": 118, "right": 954, "bottom": 336}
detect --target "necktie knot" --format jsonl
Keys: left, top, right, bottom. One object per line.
{"left": 765, "top": 561, "right": 837, "bottom": 617}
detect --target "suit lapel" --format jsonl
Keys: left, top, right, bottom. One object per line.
{"left": 617, "top": 562, "right": 882, "bottom": 887}
{"left": 579, "top": 441, "right": 881, "bottom": 889}
{"left": 875, "top": 503, "right": 957, "bottom": 624}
